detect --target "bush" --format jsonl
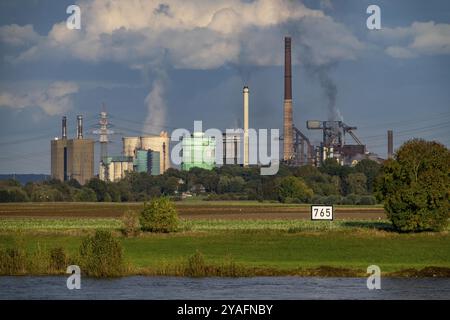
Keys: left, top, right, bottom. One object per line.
{"left": 342, "top": 194, "right": 361, "bottom": 205}
{"left": 359, "top": 195, "right": 377, "bottom": 205}
{"left": 49, "top": 247, "right": 67, "bottom": 271}
{"left": 323, "top": 195, "right": 341, "bottom": 205}
{"left": 184, "top": 250, "right": 207, "bottom": 277}
{"left": 0, "top": 187, "right": 29, "bottom": 202}
{"left": 0, "top": 248, "right": 27, "bottom": 275}
{"left": 277, "top": 176, "right": 313, "bottom": 203}
{"left": 311, "top": 195, "right": 325, "bottom": 204}
{"left": 74, "top": 188, "right": 97, "bottom": 202}
{"left": 121, "top": 210, "right": 141, "bottom": 237}
{"left": 140, "top": 197, "right": 179, "bottom": 233}
{"left": 376, "top": 139, "right": 450, "bottom": 232}
{"left": 78, "top": 230, "right": 125, "bottom": 277}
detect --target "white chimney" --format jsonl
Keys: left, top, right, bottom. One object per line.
{"left": 243, "top": 86, "right": 249, "bottom": 167}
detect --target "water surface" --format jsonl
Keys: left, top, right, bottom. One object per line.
{"left": 1, "top": 276, "right": 449, "bottom": 300}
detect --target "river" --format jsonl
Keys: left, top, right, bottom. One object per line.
{"left": 0, "top": 276, "right": 449, "bottom": 299}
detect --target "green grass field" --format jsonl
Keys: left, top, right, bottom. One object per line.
{"left": 1, "top": 217, "right": 449, "bottom": 276}
{"left": 0, "top": 217, "right": 394, "bottom": 232}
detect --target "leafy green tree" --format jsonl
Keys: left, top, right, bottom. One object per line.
{"left": 262, "top": 178, "right": 279, "bottom": 200}
{"left": 0, "top": 187, "right": 29, "bottom": 202}
{"left": 376, "top": 139, "right": 449, "bottom": 232}
{"left": 346, "top": 173, "right": 367, "bottom": 195}
{"left": 229, "top": 176, "right": 245, "bottom": 193}
{"left": 277, "top": 176, "right": 313, "bottom": 203}
{"left": 355, "top": 159, "right": 381, "bottom": 193}
{"left": 86, "top": 178, "right": 108, "bottom": 201}
{"left": 140, "top": 197, "right": 179, "bottom": 233}
{"left": 217, "top": 176, "right": 231, "bottom": 194}
{"left": 73, "top": 187, "right": 97, "bottom": 202}
{"left": 162, "top": 176, "right": 179, "bottom": 195}
{"left": 78, "top": 230, "right": 124, "bottom": 277}
{"left": 31, "top": 185, "right": 63, "bottom": 202}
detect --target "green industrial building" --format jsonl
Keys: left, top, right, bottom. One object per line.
{"left": 181, "top": 132, "right": 216, "bottom": 171}
{"left": 134, "top": 149, "right": 160, "bottom": 175}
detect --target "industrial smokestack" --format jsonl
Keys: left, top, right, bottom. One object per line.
{"left": 62, "top": 116, "right": 67, "bottom": 139}
{"left": 387, "top": 129, "right": 393, "bottom": 159}
{"left": 77, "top": 115, "right": 83, "bottom": 139}
{"left": 243, "top": 86, "right": 249, "bottom": 167}
{"left": 283, "top": 36, "right": 294, "bottom": 161}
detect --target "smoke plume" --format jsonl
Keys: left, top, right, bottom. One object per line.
{"left": 143, "top": 77, "right": 167, "bottom": 135}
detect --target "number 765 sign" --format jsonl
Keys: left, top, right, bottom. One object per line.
{"left": 311, "top": 205, "right": 333, "bottom": 221}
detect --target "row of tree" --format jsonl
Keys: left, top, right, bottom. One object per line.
{"left": 0, "top": 158, "right": 381, "bottom": 204}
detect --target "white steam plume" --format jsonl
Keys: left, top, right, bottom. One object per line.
{"left": 143, "top": 78, "right": 167, "bottom": 135}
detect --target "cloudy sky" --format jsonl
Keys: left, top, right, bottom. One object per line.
{"left": 0, "top": 0, "right": 449, "bottom": 174}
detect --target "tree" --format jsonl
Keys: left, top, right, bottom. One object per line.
{"left": 73, "top": 187, "right": 97, "bottom": 202}
{"left": 140, "top": 197, "right": 179, "bottom": 233}
{"left": 229, "top": 176, "right": 245, "bottom": 193}
{"left": 78, "top": 230, "right": 124, "bottom": 277}
{"left": 86, "top": 178, "right": 108, "bottom": 202}
{"left": 346, "top": 173, "right": 367, "bottom": 195}
{"left": 162, "top": 176, "right": 179, "bottom": 195}
{"left": 277, "top": 176, "right": 313, "bottom": 203}
{"left": 217, "top": 176, "right": 231, "bottom": 194}
{"left": 355, "top": 159, "right": 381, "bottom": 193}
{"left": 0, "top": 187, "right": 29, "bottom": 202}
{"left": 376, "top": 139, "right": 449, "bottom": 232}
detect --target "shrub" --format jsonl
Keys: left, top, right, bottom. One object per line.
{"left": 359, "top": 195, "right": 377, "bottom": 205}
{"left": 342, "top": 194, "right": 360, "bottom": 205}
{"left": 0, "top": 187, "right": 29, "bottom": 202}
{"left": 312, "top": 195, "right": 325, "bottom": 204}
{"left": 121, "top": 210, "right": 141, "bottom": 237}
{"left": 140, "top": 197, "right": 179, "bottom": 233}
{"left": 376, "top": 139, "right": 450, "bottom": 232}
{"left": 74, "top": 187, "right": 97, "bottom": 202}
{"left": 184, "top": 250, "right": 208, "bottom": 277}
{"left": 346, "top": 173, "right": 367, "bottom": 195}
{"left": 78, "top": 230, "right": 125, "bottom": 277}
{"left": 323, "top": 195, "right": 341, "bottom": 205}
{"left": 0, "top": 248, "right": 27, "bottom": 275}
{"left": 277, "top": 176, "right": 313, "bottom": 203}
{"left": 49, "top": 247, "right": 67, "bottom": 271}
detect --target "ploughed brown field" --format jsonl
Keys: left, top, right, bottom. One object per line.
{"left": 0, "top": 202, "right": 385, "bottom": 220}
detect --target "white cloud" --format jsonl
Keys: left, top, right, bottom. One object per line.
{"left": 385, "top": 46, "right": 416, "bottom": 59}
{"left": 371, "top": 21, "right": 450, "bottom": 58}
{"left": 0, "top": 24, "right": 41, "bottom": 47}
{"left": 1, "top": 0, "right": 364, "bottom": 69}
{"left": 0, "top": 81, "right": 79, "bottom": 115}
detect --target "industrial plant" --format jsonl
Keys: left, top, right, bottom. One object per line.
{"left": 50, "top": 36, "right": 390, "bottom": 183}
{"left": 50, "top": 116, "right": 94, "bottom": 185}
{"left": 99, "top": 132, "right": 170, "bottom": 182}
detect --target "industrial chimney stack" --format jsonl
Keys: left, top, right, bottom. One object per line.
{"left": 62, "top": 116, "right": 67, "bottom": 139}
{"left": 283, "top": 37, "right": 294, "bottom": 161}
{"left": 77, "top": 115, "right": 83, "bottom": 139}
{"left": 243, "top": 86, "right": 249, "bottom": 167}
{"left": 387, "top": 130, "right": 393, "bottom": 159}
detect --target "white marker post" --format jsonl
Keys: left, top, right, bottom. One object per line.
{"left": 311, "top": 205, "right": 333, "bottom": 231}
{"left": 311, "top": 205, "right": 333, "bottom": 221}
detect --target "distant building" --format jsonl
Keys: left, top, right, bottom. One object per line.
{"left": 51, "top": 116, "right": 94, "bottom": 185}
{"left": 99, "top": 156, "right": 133, "bottom": 182}
{"left": 122, "top": 132, "right": 170, "bottom": 174}
{"left": 134, "top": 149, "right": 160, "bottom": 176}
{"left": 181, "top": 132, "right": 215, "bottom": 171}
{"left": 222, "top": 132, "right": 242, "bottom": 165}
